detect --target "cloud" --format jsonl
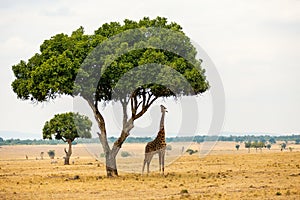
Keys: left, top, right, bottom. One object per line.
{"left": 0, "top": 0, "right": 59, "bottom": 10}
{"left": 41, "top": 7, "right": 74, "bottom": 17}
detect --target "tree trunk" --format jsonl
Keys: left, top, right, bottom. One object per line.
{"left": 105, "top": 151, "right": 118, "bottom": 177}
{"left": 64, "top": 140, "right": 72, "bottom": 165}
{"left": 99, "top": 129, "right": 132, "bottom": 177}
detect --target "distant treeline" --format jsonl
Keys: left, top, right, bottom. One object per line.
{"left": 0, "top": 134, "right": 299, "bottom": 146}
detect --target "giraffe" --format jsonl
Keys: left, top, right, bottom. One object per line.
{"left": 142, "top": 105, "right": 167, "bottom": 175}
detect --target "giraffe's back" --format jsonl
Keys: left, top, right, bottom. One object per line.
{"left": 145, "top": 139, "right": 166, "bottom": 153}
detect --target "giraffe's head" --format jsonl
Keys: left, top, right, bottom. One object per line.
{"left": 160, "top": 105, "right": 168, "bottom": 113}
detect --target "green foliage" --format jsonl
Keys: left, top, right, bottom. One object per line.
{"left": 11, "top": 27, "right": 97, "bottom": 102}
{"left": 43, "top": 112, "right": 92, "bottom": 142}
{"left": 235, "top": 144, "right": 240, "bottom": 150}
{"left": 11, "top": 16, "right": 208, "bottom": 104}
{"left": 295, "top": 139, "right": 300, "bottom": 144}
{"left": 266, "top": 144, "right": 271, "bottom": 149}
{"left": 120, "top": 151, "right": 131, "bottom": 157}
{"left": 77, "top": 24, "right": 209, "bottom": 103}
{"left": 251, "top": 141, "right": 265, "bottom": 149}
{"left": 47, "top": 150, "right": 55, "bottom": 159}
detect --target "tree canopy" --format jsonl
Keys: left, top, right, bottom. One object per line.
{"left": 43, "top": 112, "right": 92, "bottom": 142}
{"left": 12, "top": 16, "right": 208, "bottom": 104}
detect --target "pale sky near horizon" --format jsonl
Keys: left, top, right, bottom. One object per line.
{"left": 0, "top": 0, "right": 299, "bottom": 139}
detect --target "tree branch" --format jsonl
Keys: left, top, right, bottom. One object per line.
{"left": 142, "top": 88, "right": 146, "bottom": 109}
{"left": 120, "top": 99, "right": 128, "bottom": 128}
{"left": 86, "top": 98, "right": 111, "bottom": 154}
{"left": 110, "top": 91, "right": 158, "bottom": 157}
{"left": 133, "top": 96, "right": 158, "bottom": 120}
{"left": 111, "top": 119, "right": 134, "bottom": 157}
{"left": 61, "top": 137, "right": 67, "bottom": 143}
{"left": 148, "top": 96, "right": 158, "bottom": 107}
{"left": 130, "top": 95, "right": 135, "bottom": 116}
{"left": 130, "top": 91, "right": 138, "bottom": 118}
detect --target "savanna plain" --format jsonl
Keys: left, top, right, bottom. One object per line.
{"left": 0, "top": 142, "right": 299, "bottom": 199}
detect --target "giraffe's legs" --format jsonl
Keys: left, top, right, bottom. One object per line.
{"left": 147, "top": 161, "right": 150, "bottom": 174}
{"left": 147, "top": 153, "right": 154, "bottom": 174}
{"left": 142, "top": 153, "right": 154, "bottom": 175}
{"left": 161, "top": 150, "right": 165, "bottom": 175}
{"left": 158, "top": 151, "right": 162, "bottom": 172}
{"left": 142, "top": 156, "right": 147, "bottom": 175}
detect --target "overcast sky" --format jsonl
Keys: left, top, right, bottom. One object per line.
{"left": 0, "top": 0, "right": 299, "bottom": 139}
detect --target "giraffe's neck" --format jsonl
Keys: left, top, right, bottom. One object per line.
{"left": 159, "top": 111, "right": 165, "bottom": 130}
{"left": 154, "top": 128, "right": 165, "bottom": 142}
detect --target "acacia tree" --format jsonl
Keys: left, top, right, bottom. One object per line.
{"left": 43, "top": 112, "right": 92, "bottom": 164}
{"left": 12, "top": 17, "right": 209, "bottom": 177}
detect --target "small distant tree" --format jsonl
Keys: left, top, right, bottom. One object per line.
{"left": 251, "top": 141, "right": 259, "bottom": 152}
{"left": 266, "top": 144, "right": 271, "bottom": 150}
{"left": 235, "top": 144, "right": 240, "bottom": 151}
{"left": 257, "top": 141, "right": 265, "bottom": 152}
{"left": 295, "top": 139, "right": 300, "bottom": 144}
{"left": 280, "top": 143, "right": 286, "bottom": 151}
{"left": 245, "top": 141, "right": 251, "bottom": 153}
{"left": 48, "top": 150, "right": 55, "bottom": 159}
{"left": 269, "top": 138, "right": 276, "bottom": 144}
{"left": 251, "top": 141, "right": 265, "bottom": 152}
{"left": 43, "top": 112, "right": 92, "bottom": 165}
{"left": 40, "top": 152, "right": 44, "bottom": 160}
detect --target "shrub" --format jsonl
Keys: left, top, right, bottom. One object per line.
{"left": 186, "top": 149, "right": 198, "bottom": 155}
{"left": 166, "top": 144, "right": 172, "bottom": 151}
{"left": 47, "top": 150, "right": 55, "bottom": 159}
{"left": 121, "top": 151, "right": 131, "bottom": 157}
{"left": 180, "top": 189, "right": 188, "bottom": 194}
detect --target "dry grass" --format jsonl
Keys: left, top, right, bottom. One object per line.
{"left": 0, "top": 142, "right": 299, "bottom": 199}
